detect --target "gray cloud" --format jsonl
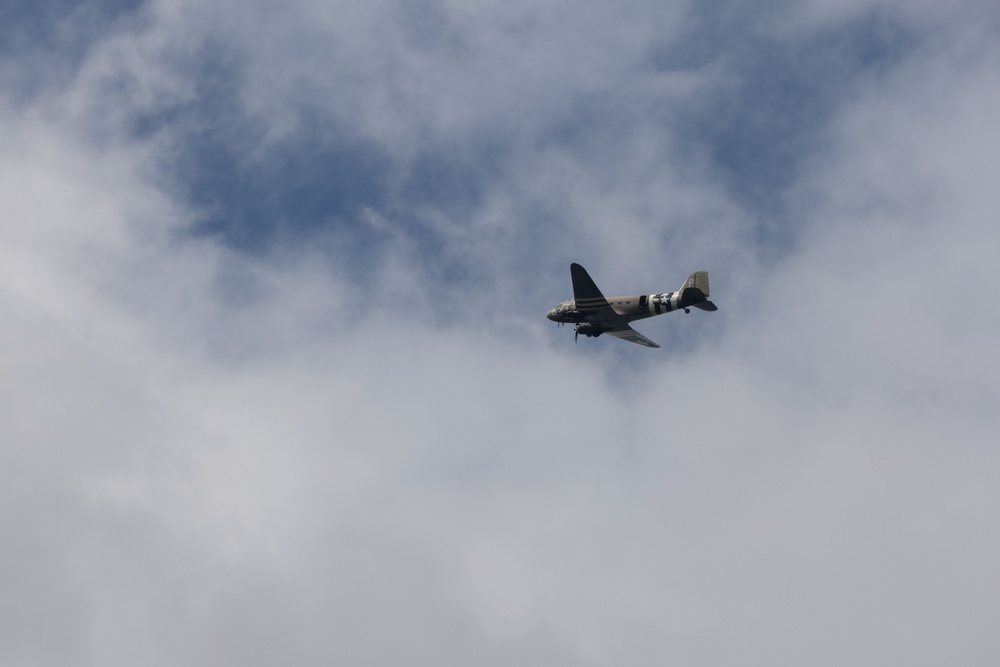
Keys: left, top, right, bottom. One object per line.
{"left": 2, "top": 0, "right": 999, "bottom": 665}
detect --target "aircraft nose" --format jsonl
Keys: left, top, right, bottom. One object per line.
{"left": 546, "top": 309, "right": 557, "bottom": 321}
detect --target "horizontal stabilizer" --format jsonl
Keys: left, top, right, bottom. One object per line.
{"left": 678, "top": 270, "right": 713, "bottom": 309}
{"left": 692, "top": 300, "right": 718, "bottom": 311}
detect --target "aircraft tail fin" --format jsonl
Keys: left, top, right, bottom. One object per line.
{"left": 678, "top": 270, "right": 717, "bottom": 310}
{"left": 570, "top": 263, "right": 611, "bottom": 313}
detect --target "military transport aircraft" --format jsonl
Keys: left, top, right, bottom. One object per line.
{"left": 547, "top": 263, "right": 717, "bottom": 348}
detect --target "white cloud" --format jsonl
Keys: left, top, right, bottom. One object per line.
{"left": 1, "top": 0, "right": 999, "bottom": 664}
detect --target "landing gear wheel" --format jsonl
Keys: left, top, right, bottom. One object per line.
{"left": 684, "top": 308, "right": 690, "bottom": 313}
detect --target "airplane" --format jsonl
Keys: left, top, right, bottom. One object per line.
{"left": 546, "top": 263, "right": 717, "bottom": 348}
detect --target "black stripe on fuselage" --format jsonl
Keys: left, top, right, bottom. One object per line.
{"left": 576, "top": 299, "right": 610, "bottom": 312}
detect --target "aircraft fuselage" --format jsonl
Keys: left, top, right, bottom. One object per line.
{"left": 546, "top": 291, "right": 683, "bottom": 326}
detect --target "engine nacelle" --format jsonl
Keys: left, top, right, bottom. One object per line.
{"left": 575, "top": 323, "right": 603, "bottom": 338}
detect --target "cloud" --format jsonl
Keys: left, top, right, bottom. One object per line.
{"left": 2, "top": 0, "right": 999, "bottom": 665}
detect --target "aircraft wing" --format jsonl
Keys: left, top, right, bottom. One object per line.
{"left": 570, "top": 263, "right": 613, "bottom": 314}
{"left": 605, "top": 324, "right": 661, "bottom": 348}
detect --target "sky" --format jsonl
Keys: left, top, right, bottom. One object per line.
{"left": 1, "top": 0, "right": 999, "bottom": 664}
